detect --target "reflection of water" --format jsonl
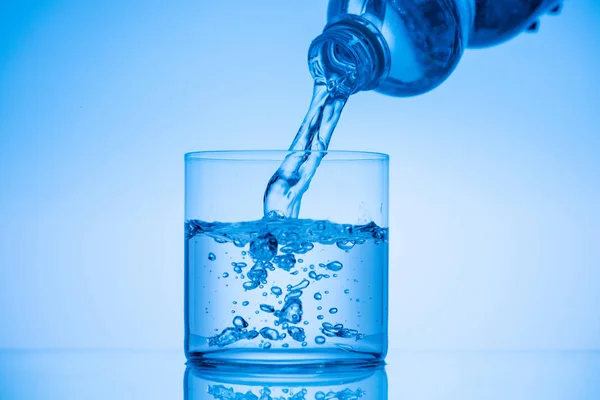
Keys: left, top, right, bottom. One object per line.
{"left": 184, "top": 363, "right": 387, "bottom": 399}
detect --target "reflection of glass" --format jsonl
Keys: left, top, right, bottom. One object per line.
{"left": 185, "top": 151, "right": 389, "bottom": 365}
{"left": 184, "top": 363, "right": 388, "bottom": 399}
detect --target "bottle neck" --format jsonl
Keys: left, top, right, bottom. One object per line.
{"left": 307, "top": 17, "right": 390, "bottom": 97}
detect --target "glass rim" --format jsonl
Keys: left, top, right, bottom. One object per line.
{"left": 184, "top": 150, "right": 389, "bottom": 161}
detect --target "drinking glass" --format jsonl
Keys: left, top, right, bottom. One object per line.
{"left": 185, "top": 150, "right": 389, "bottom": 366}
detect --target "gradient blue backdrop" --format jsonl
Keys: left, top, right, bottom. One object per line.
{"left": 1, "top": 0, "right": 599, "bottom": 351}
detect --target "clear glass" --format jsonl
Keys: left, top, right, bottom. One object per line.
{"left": 184, "top": 364, "right": 388, "bottom": 399}
{"left": 185, "top": 150, "right": 389, "bottom": 366}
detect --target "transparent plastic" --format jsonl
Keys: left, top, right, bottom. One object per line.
{"left": 308, "top": 0, "right": 563, "bottom": 97}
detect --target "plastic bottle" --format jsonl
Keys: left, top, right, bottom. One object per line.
{"left": 308, "top": 0, "right": 563, "bottom": 97}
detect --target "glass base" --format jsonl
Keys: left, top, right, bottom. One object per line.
{"left": 186, "top": 348, "right": 384, "bottom": 368}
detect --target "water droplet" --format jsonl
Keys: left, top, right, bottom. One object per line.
{"left": 325, "top": 291, "right": 329, "bottom": 295}
{"left": 317, "top": 306, "right": 322, "bottom": 311}
{"left": 262, "top": 292, "right": 268, "bottom": 297}
{"left": 315, "top": 336, "right": 326, "bottom": 345}
{"left": 263, "top": 342, "right": 272, "bottom": 349}
{"left": 222, "top": 272, "right": 229, "bottom": 278}
{"left": 208, "top": 252, "right": 216, "bottom": 261}
{"left": 344, "top": 289, "right": 350, "bottom": 294}
{"left": 242, "top": 301, "right": 249, "bottom": 306}
{"left": 317, "top": 315, "right": 324, "bottom": 320}
{"left": 329, "top": 307, "right": 338, "bottom": 314}
{"left": 314, "top": 292, "right": 322, "bottom": 300}
{"left": 282, "top": 343, "right": 289, "bottom": 348}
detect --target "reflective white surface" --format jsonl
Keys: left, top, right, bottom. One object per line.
{"left": 1, "top": 349, "right": 599, "bottom": 399}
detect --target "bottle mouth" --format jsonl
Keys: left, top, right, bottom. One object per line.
{"left": 308, "top": 17, "right": 390, "bottom": 97}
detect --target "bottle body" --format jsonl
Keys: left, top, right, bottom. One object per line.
{"left": 469, "top": 0, "right": 560, "bottom": 48}
{"left": 309, "top": 0, "right": 562, "bottom": 97}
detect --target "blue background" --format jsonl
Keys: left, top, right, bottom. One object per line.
{"left": 1, "top": 0, "right": 599, "bottom": 355}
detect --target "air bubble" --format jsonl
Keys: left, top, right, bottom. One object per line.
{"left": 321, "top": 261, "right": 343, "bottom": 272}
{"left": 232, "top": 316, "right": 248, "bottom": 329}
{"left": 271, "top": 286, "right": 282, "bottom": 296}
{"left": 260, "top": 304, "right": 275, "bottom": 313}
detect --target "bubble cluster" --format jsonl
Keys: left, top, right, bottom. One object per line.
{"left": 260, "top": 327, "right": 286, "bottom": 341}
{"left": 319, "top": 261, "right": 343, "bottom": 272}
{"left": 273, "top": 253, "right": 297, "bottom": 271}
{"left": 249, "top": 232, "right": 278, "bottom": 261}
{"left": 287, "top": 326, "right": 306, "bottom": 342}
{"left": 315, "top": 388, "right": 364, "bottom": 400}
{"left": 208, "top": 385, "right": 312, "bottom": 400}
{"left": 208, "top": 317, "right": 259, "bottom": 347}
{"left": 189, "top": 218, "right": 387, "bottom": 350}
{"left": 320, "top": 322, "right": 364, "bottom": 341}
{"left": 308, "top": 271, "right": 329, "bottom": 281}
